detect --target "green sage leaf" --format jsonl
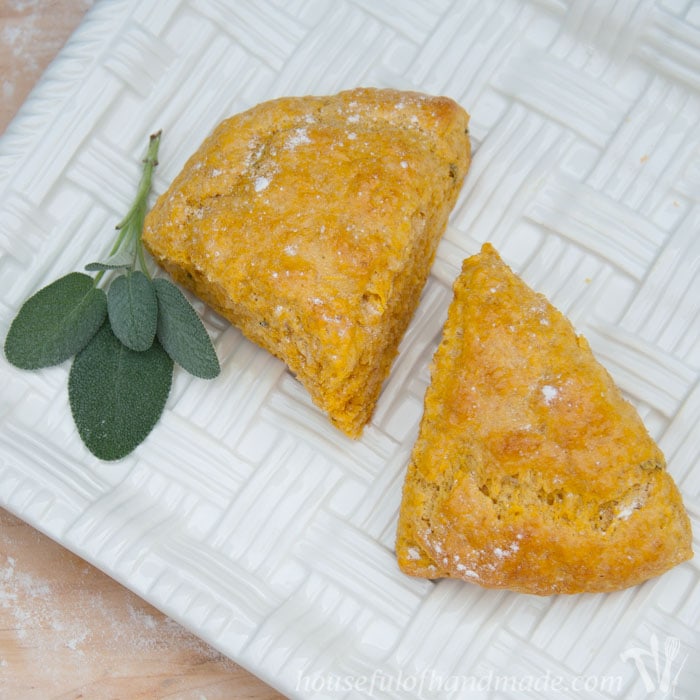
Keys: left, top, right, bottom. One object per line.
{"left": 4, "top": 272, "right": 107, "bottom": 369}
{"left": 68, "top": 321, "right": 173, "bottom": 460}
{"left": 107, "top": 270, "right": 157, "bottom": 351}
{"left": 153, "top": 278, "right": 220, "bottom": 379}
{"left": 85, "top": 262, "right": 130, "bottom": 272}
{"left": 85, "top": 250, "right": 134, "bottom": 272}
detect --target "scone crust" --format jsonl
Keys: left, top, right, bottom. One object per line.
{"left": 396, "top": 243, "right": 693, "bottom": 594}
{"left": 143, "top": 88, "right": 470, "bottom": 436}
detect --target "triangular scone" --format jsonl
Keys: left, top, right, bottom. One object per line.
{"left": 143, "top": 88, "right": 470, "bottom": 437}
{"left": 396, "top": 243, "right": 693, "bottom": 594}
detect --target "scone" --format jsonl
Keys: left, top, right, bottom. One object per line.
{"left": 396, "top": 243, "right": 693, "bottom": 594}
{"left": 143, "top": 88, "right": 470, "bottom": 437}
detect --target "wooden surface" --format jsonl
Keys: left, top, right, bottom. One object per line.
{"left": 0, "top": 2, "right": 284, "bottom": 698}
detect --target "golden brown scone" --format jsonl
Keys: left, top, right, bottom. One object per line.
{"left": 396, "top": 243, "right": 693, "bottom": 594}
{"left": 143, "top": 88, "right": 470, "bottom": 437}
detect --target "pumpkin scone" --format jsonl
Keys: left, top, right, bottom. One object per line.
{"left": 143, "top": 88, "right": 471, "bottom": 437}
{"left": 396, "top": 243, "right": 692, "bottom": 594}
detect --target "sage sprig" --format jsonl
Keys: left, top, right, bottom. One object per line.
{"left": 3, "top": 131, "right": 220, "bottom": 461}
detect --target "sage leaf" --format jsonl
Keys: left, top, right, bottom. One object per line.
{"left": 107, "top": 270, "right": 157, "bottom": 351}
{"left": 153, "top": 278, "right": 220, "bottom": 379}
{"left": 4, "top": 272, "right": 107, "bottom": 369}
{"left": 85, "top": 262, "right": 131, "bottom": 272}
{"left": 85, "top": 250, "right": 134, "bottom": 272}
{"left": 68, "top": 321, "right": 173, "bottom": 460}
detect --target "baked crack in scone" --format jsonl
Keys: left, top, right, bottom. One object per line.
{"left": 143, "top": 88, "right": 471, "bottom": 437}
{"left": 396, "top": 243, "right": 693, "bottom": 594}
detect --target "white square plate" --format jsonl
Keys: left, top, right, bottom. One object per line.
{"left": 1, "top": 1, "right": 698, "bottom": 697}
